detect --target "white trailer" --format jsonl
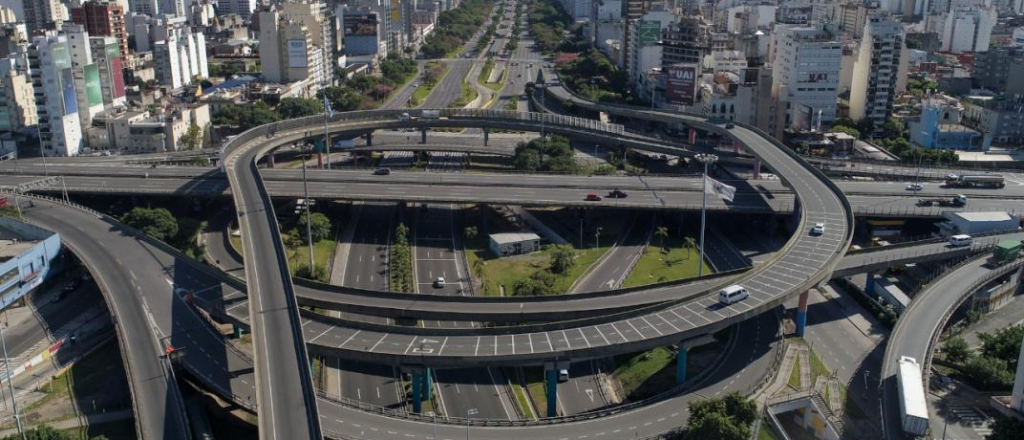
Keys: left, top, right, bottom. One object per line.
{"left": 896, "top": 356, "right": 930, "bottom": 437}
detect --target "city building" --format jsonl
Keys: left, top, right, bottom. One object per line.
{"left": 0, "top": 23, "right": 28, "bottom": 59}
{"left": 908, "top": 96, "right": 982, "bottom": 150}
{"left": 153, "top": 28, "right": 208, "bottom": 89}
{"left": 342, "top": 9, "right": 387, "bottom": 60}
{"left": 23, "top": 0, "right": 67, "bottom": 33}
{"left": 973, "top": 47, "right": 1024, "bottom": 95}
{"left": 937, "top": 6, "right": 996, "bottom": 53}
{"left": 131, "top": 0, "right": 160, "bottom": 17}
{"left": 0, "top": 217, "right": 61, "bottom": 310}
{"left": 559, "top": 0, "right": 590, "bottom": 20}
{"left": 71, "top": 0, "right": 128, "bottom": 58}
{"left": 0, "top": 57, "right": 37, "bottom": 133}
{"left": 65, "top": 25, "right": 105, "bottom": 139}
{"left": 659, "top": 16, "right": 710, "bottom": 69}
{"left": 29, "top": 32, "right": 83, "bottom": 157}
{"left": 770, "top": 24, "right": 842, "bottom": 138}
{"left": 849, "top": 16, "right": 905, "bottom": 129}
{"left": 962, "top": 98, "right": 1024, "bottom": 148}
{"left": 834, "top": 2, "right": 868, "bottom": 39}
{"left": 89, "top": 36, "right": 127, "bottom": 107}
{"left": 937, "top": 211, "right": 1019, "bottom": 237}
{"left": 160, "top": 0, "right": 185, "bottom": 17}
{"left": 627, "top": 4, "right": 676, "bottom": 93}
{"left": 260, "top": 3, "right": 332, "bottom": 89}
{"left": 91, "top": 103, "right": 210, "bottom": 153}
{"left": 1012, "top": 28, "right": 1024, "bottom": 47}
{"left": 1013, "top": 333, "right": 1024, "bottom": 414}
{"left": 218, "top": 0, "right": 257, "bottom": 20}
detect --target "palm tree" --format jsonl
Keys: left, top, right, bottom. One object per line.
{"left": 655, "top": 226, "right": 669, "bottom": 251}
{"left": 472, "top": 258, "right": 488, "bottom": 294}
{"left": 464, "top": 226, "right": 479, "bottom": 242}
{"left": 683, "top": 237, "right": 697, "bottom": 259}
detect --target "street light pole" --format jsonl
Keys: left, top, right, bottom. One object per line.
{"left": 595, "top": 226, "right": 602, "bottom": 250}
{"left": 695, "top": 153, "right": 718, "bottom": 277}
{"left": 466, "top": 408, "right": 477, "bottom": 440}
{"left": 301, "top": 146, "right": 315, "bottom": 272}
{"left": 0, "top": 324, "right": 26, "bottom": 440}
{"left": 323, "top": 110, "right": 331, "bottom": 170}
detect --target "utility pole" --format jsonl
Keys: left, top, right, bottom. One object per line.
{"left": 301, "top": 145, "right": 315, "bottom": 272}
{"left": 0, "top": 324, "right": 26, "bottom": 440}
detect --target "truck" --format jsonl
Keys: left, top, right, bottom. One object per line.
{"left": 987, "top": 239, "right": 1022, "bottom": 267}
{"left": 421, "top": 110, "right": 440, "bottom": 119}
{"left": 916, "top": 194, "right": 967, "bottom": 207}
{"left": 944, "top": 174, "right": 1005, "bottom": 188}
{"left": 334, "top": 138, "right": 356, "bottom": 149}
{"left": 397, "top": 112, "right": 411, "bottom": 122}
{"left": 896, "top": 356, "right": 930, "bottom": 437}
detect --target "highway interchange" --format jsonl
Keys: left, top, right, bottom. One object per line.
{"left": 4, "top": 3, "right": 1023, "bottom": 439}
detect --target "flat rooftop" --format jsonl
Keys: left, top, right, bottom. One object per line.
{"left": 490, "top": 232, "right": 542, "bottom": 245}
{"left": 0, "top": 238, "right": 38, "bottom": 262}
{"left": 950, "top": 211, "right": 1015, "bottom": 222}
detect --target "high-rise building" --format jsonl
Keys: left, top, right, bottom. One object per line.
{"left": 938, "top": 6, "right": 996, "bottom": 53}
{"left": 973, "top": 47, "right": 1024, "bottom": 95}
{"left": 260, "top": 3, "right": 332, "bottom": 88}
{"left": 131, "top": 0, "right": 159, "bottom": 17}
{"left": 65, "top": 24, "right": 104, "bottom": 135}
{"left": 29, "top": 32, "right": 83, "bottom": 157}
{"left": 160, "top": 0, "right": 185, "bottom": 17}
{"left": 627, "top": 4, "right": 676, "bottom": 92}
{"left": 1011, "top": 333, "right": 1024, "bottom": 415}
{"left": 217, "top": 0, "right": 257, "bottom": 19}
{"left": 23, "top": 0, "right": 67, "bottom": 33}
{"left": 89, "top": 36, "right": 127, "bottom": 107}
{"left": 770, "top": 24, "right": 842, "bottom": 137}
{"left": 849, "top": 16, "right": 904, "bottom": 129}
{"left": 0, "top": 57, "right": 37, "bottom": 133}
{"left": 835, "top": 2, "right": 869, "bottom": 39}
{"left": 153, "top": 28, "right": 208, "bottom": 89}
{"left": 71, "top": 1, "right": 129, "bottom": 62}
{"left": 659, "top": 16, "right": 710, "bottom": 67}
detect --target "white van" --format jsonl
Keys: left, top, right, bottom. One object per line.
{"left": 558, "top": 369, "right": 569, "bottom": 382}
{"left": 718, "top": 285, "right": 749, "bottom": 305}
{"left": 949, "top": 234, "right": 973, "bottom": 247}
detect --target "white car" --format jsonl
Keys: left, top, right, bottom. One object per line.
{"left": 906, "top": 183, "right": 923, "bottom": 191}
{"left": 811, "top": 223, "right": 825, "bottom": 235}
{"left": 433, "top": 277, "right": 446, "bottom": 288}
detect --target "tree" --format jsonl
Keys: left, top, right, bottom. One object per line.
{"left": 686, "top": 411, "right": 748, "bottom": 440}
{"left": 549, "top": 244, "right": 576, "bottom": 275}
{"left": 961, "top": 356, "right": 1014, "bottom": 390}
{"left": 321, "top": 86, "right": 364, "bottom": 112}
{"left": 294, "top": 263, "right": 327, "bottom": 281}
{"left": 655, "top": 226, "right": 669, "bottom": 251}
{"left": 395, "top": 223, "right": 409, "bottom": 243}
{"left": 513, "top": 148, "right": 542, "bottom": 171}
{"left": 122, "top": 207, "right": 179, "bottom": 242}
{"left": 979, "top": 325, "right": 1024, "bottom": 368}
{"left": 297, "top": 212, "right": 331, "bottom": 243}
{"left": 212, "top": 101, "right": 279, "bottom": 130}
{"left": 179, "top": 124, "right": 203, "bottom": 151}
{"left": 683, "top": 392, "right": 755, "bottom": 440}
{"left": 277, "top": 97, "right": 324, "bottom": 119}
{"left": 987, "top": 416, "right": 1024, "bottom": 440}
{"left": 683, "top": 237, "right": 697, "bottom": 256}
{"left": 472, "top": 258, "right": 487, "bottom": 294}
{"left": 942, "top": 337, "right": 972, "bottom": 364}
{"left": 464, "top": 226, "right": 478, "bottom": 241}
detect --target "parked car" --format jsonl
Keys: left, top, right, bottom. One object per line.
{"left": 585, "top": 193, "right": 602, "bottom": 201}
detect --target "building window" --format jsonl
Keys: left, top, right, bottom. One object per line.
{"left": 0, "top": 267, "right": 17, "bottom": 286}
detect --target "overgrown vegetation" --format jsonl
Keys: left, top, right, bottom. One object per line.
{"left": 1, "top": 426, "right": 111, "bottom": 440}
{"left": 512, "top": 135, "right": 578, "bottom": 173}
{"left": 120, "top": 207, "right": 206, "bottom": 259}
{"left": 830, "top": 117, "right": 959, "bottom": 165}
{"left": 389, "top": 223, "right": 414, "bottom": 292}
{"left": 421, "top": 0, "right": 498, "bottom": 58}
{"left": 941, "top": 325, "right": 1022, "bottom": 391}
{"left": 527, "top": 0, "right": 571, "bottom": 54}
{"left": 411, "top": 61, "right": 450, "bottom": 106}
{"left": 556, "top": 49, "right": 632, "bottom": 104}
{"left": 663, "top": 393, "right": 758, "bottom": 440}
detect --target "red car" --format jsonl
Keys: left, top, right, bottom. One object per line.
{"left": 585, "top": 193, "right": 602, "bottom": 201}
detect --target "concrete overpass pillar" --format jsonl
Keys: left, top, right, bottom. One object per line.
{"left": 484, "top": 128, "right": 490, "bottom": 146}
{"left": 266, "top": 149, "right": 275, "bottom": 168}
{"left": 317, "top": 153, "right": 324, "bottom": 169}
{"left": 753, "top": 160, "right": 762, "bottom": 179}
{"left": 422, "top": 368, "right": 433, "bottom": 401}
{"left": 676, "top": 347, "right": 688, "bottom": 384}
{"left": 232, "top": 325, "right": 243, "bottom": 339}
{"left": 365, "top": 132, "right": 373, "bottom": 146}
{"left": 411, "top": 372, "right": 423, "bottom": 413}
{"left": 688, "top": 128, "right": 697, "bottom": 145}
{"left": 545, "top": 365, "right": 558, "bottom": 418}
{"left": 796, "top": 290, "right": 809, "bottom": 337}
{"left": 865, "top": 273, "right": 876, "bottom": 297}
{"left": 421, "top": 128, "right": 428, "bottom": 144}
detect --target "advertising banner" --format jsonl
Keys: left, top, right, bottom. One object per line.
{"left": 344, "top": 15, "right": 378, "bottom": 36}
{"left": 85, "top": 64, "right": 103, "bottom": 107}
{"left": 287, "top": 39, "right": 308, "bottom": 68}
{"left": 665, "top": 64, "right": 697, "bottom": 106}
{"left": 638, "top": 20, "right": 661, "bottom": 46}
{"left": 111, "top": 57, "right": 126, "bottom": 99}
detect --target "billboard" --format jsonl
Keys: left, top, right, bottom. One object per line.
{"left": 287, "top": 39, "right": 308, "bottom": 68}
{"left": 84, "top": 64, "right": 103, "bottom": 107}
{"left": 105, "top": 42, "right": 121, "bottom": 59}
{"left": 665, "top": 64, "right": 697, "bottom": 106}
{"left": 110, "top": 56, "right": 126, "bottom": 99}
{"left": 390, "top": 0, "right": 400, "bottom": 23}
{"left": 638, "top": 20, "right": 661, "bottom": 46}
{"left": 60, "top": 68, "right": 78, "bottom": 115}
{"left": 344, "top": 15, "right": 379, "bottom": 36}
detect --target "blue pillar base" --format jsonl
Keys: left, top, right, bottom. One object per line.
{"left": 676, "top": 347, "right": 688, "bottom": 384}
{"left": 421, "top": 129, "right": 428, "bottom": 144}
{"left": 795, "top": 310, "right": 807, "bottom": 337}
{"left": 412, "top": 373, "right": 422, "bottom": 414}
{"left": 865, "top": 274, "right": 875, "bottom": 296}
{"left": 545, "top": 368, "right": 557, "bottom": 418}
{"left": 422, "top": 368, "right": 433, "bottom": 401}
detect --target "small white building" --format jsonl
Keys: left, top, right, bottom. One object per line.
{"left": 938, "top": 211, "right": 1020, "bottom": 237}
{"left": 489, "top": 232, "right": 542, "bottom": 257}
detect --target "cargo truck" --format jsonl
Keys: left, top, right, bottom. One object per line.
{"left": 896, "top": 356, "right": 930, "bottom": 437}
{"left": 987, "top": 240, "right": 1022, "bottom": 268}
{"left": 944, "top": 174, "right": 1005, "bottom": 188}
{"left": 916, "top": 194, "right": 967, "bottom": 207}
